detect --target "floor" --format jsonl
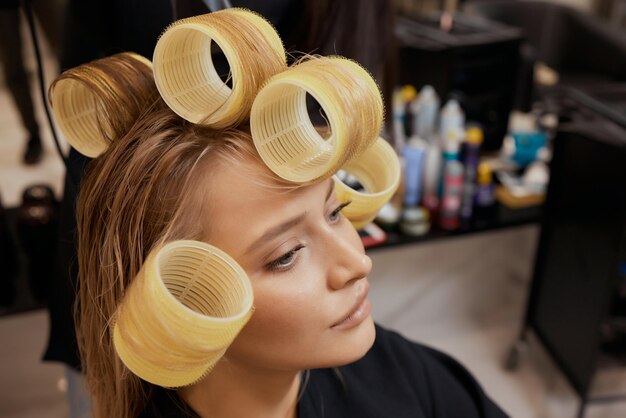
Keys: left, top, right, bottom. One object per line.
{"left": 1, "top": 12, "right": 626, "bottom": 418}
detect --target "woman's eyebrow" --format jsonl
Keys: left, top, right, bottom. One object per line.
{"left": 245, "top": 180, "right": 335, "bottom": 254}
{"left": 246, "top": 212, "right": 308, "bottom": 254}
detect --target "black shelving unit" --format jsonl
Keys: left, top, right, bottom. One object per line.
{"left": 507, "top": 86, "right": 626, "bottom": 418}
{"left": 366, "top": 203, "right": 541, "bottom": 251}
{"left": 395, "top": 12, "right": 523, "bottom": 151}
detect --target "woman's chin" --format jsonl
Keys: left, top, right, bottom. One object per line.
{"left": 322, "top": 316, "right": 376, "bottom": 368}
{"left": 349, "top": 316, "right": 376, "bottom": 360}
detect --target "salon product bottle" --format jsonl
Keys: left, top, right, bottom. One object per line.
{"left": 400, "top": 206, "right": 430, "bottom": 236}
{"left": 422, "top": 141, "right": 442, "bottom": 213}
{"left": 439, "top": 160, "right": 464, "bottom": 230}
{"left": 402, "top": 136, "right": 427, "bottom": 207}
{"left": 402, "top": 85, "right": 417, "bottom": 138}
{"left": 442, "top": 130, "right": 462, "bottom": 164}
{"left": 376, "top": 202, "right": 401, "bottom": 230}
{"left": 412, "top": 85, "right": 440, "bottom": 143}
{"left": 459, "top": 126, "right": 483, "bottom": 225}
{"left": 473, "top": 162, "right": 496, "bottom": 226}
{"left": 440, "top": 99, "right": 465, "bottom": 144}
{"left": 475, "top": 162, "right": 495, "bottom": 208}
{"left": 392, "top": 88, "right": 407, "bottom": 152}
{"left": 437, "top": 128, "right": 462, "bottom": 198}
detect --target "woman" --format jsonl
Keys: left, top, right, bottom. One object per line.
{"left": 55, "top": 9, "right": 509, "bottom": 418}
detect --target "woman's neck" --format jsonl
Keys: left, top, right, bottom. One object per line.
{"left": 177, "top": 358, "right": 301, "bottom": 418}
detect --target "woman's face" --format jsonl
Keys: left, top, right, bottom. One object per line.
{"left": 204, "top": 158, "right": 375, "bottom": 371}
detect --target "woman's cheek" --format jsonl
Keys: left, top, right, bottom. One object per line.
{"left": 248, "top": 266, "right": 326, "bottom": 334}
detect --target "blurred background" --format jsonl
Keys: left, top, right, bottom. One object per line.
{"left": 0, "top": 0, "right": 625, "bottom": 417}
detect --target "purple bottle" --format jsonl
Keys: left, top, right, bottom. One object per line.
{"left": 459, "top": 127, "right": 483, "bottom": 225}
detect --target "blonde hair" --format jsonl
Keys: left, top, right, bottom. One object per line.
{"left": 76, "top": 110, "right": 296, "bottom": 418}
{"left": 49, "top": 53, "right": 158, "bottom": 157}
{"left": 58, "top": 9, "right": 388, "bottom": 417}
{"left": 67, "top": 57, "right": 294, "bottom": 418}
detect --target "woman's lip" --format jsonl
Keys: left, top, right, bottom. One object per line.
{"left": 331, "top": 283, "right": 371, "bottom": 330}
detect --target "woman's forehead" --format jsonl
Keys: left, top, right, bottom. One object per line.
{"left": 204, "top": 163, "right": 330, "bottom": 254}
{"left": 209, "top": 162, "right": 327, "bottom": 214}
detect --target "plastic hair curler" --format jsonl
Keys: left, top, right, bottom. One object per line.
{"left": 153, "top": 8, "right": 287, "bottom": 128}
{"left": 49, "top": 52, "right": 155, "bottom": 158}
{"left": 333, "top": 137, "right": 401, "bottom": 230}
{"left": 112, "top": 240, "right": 254, "bottom": 387}
{"left": 250, "top": 56, "right": 384, "bottom": 183}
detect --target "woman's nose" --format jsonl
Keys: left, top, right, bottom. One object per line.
{"left": 325, "top": 230, "right": 372, "bottom": 290}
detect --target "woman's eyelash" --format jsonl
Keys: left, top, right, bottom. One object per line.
{"left": 329, "top": 201, "right": 352, "bottom": 221}
{"left": 265, "top": 244, "right": 305, "bottom": 272}
{"left": 264, "top": 201, "right": 351, "bottom": 273}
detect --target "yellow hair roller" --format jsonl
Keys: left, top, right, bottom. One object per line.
{"left": 250, "top": 56, "right": 384, "bottom": 183}
{"left": 112, "top": 240, "right": 254, "bottom": 387}
{"left": 153, "top": 8, "right": 287, "bottom": 128}
{"left": 334, "top": 137, "right": 401, "bottom": 230}
{"left": 49, "top": 52, "right": 155, "bottom": 158}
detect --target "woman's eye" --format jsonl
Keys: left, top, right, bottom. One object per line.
{"left": 328, "top": 201, "right": 352, "bottom": 223}
{"left": 265, "top": 245, "right": 305, "bottom": 272}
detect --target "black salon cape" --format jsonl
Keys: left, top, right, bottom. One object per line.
{"left": 141, "top": 325, "right": 509, "bottom": 418}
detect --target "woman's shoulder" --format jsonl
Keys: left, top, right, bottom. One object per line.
{"left": 367, "top": 323, "right": 484, "bottom": 380}
{"left": 301, "top": 324, "right": 509, "bottom": 418}
{"left": 139, "top": 324, "right": 509, "bottom": 418}
{"left": 345, "top": 323, "right": 472, "bottom": 382}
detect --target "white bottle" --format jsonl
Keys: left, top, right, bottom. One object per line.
{"left": 412, "top": 85, "right": 440, "bottom": 143}
{"left": 440, "top": 99, "right": 465, "bottom": 146}
{"left": 392, "top": 88, "right": 407, "bottom": 153}
{"left": 422, "top": 141, "right": 442, "bottom": 211}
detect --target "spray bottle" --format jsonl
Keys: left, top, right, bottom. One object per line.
{"left": 422, "top": 141, "right": 442, "bottom": 213}
{"left": 459, "top": 126, "right": 483, "bottom": 226}
{"left": 401, "top": 85, "right": 417, "bottom": 138}
{"left": 475, "top": 162, "right": 495, "bottom": 208}
{"left": 440, "top": 99, "right": 465, "bottom": 143}
{"left": 412, "top": 85, "right": 440, "bottom": 143}
{"left": 437, "top": 127, "right": 463, "bottom": 198}
{"left": 473, "top": 162, "right": 496, "bottom": 225}
{"left": 439, "top": 160, "right": 464, "bottom": 230}
{"left": 392, "top": 88, "right": 407, "bottom": 153}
